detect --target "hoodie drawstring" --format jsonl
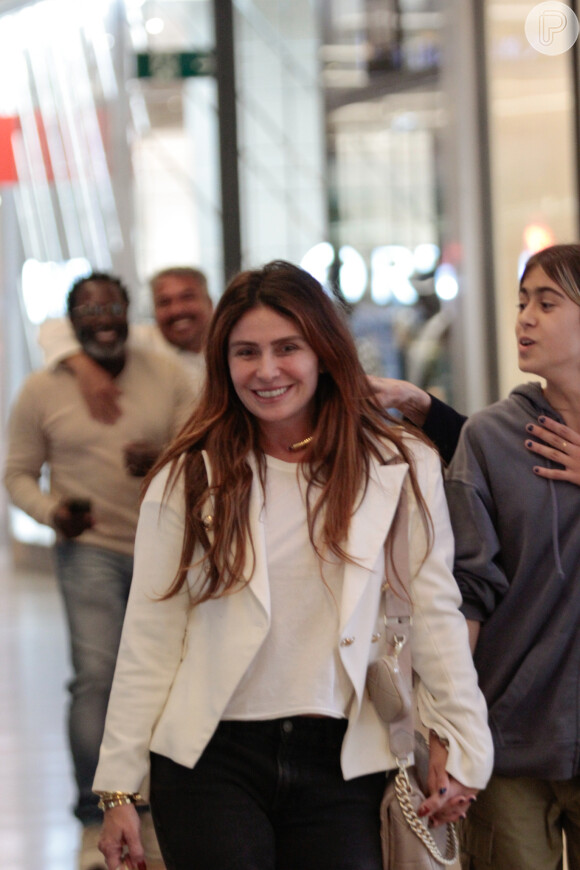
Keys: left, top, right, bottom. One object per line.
{"left": 548, "top": 477, "right": 566, "bottom": 580}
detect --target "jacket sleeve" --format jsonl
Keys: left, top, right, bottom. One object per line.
{"left": 408, "top": 441, "right": 494, "bottom": 789}
{"left": 444, "top": 423, "right": 509, "bottom": 621}
{"left": 422, "top": 394, "right": 467, "bottom": 465}
{"left": 93, "top": 465, "right": 194, "bottom": 795}
{"left": 3, "top": 377, "right": 59, "bottom": 527}
{"left": 37, "top": 318, "right": 81, "bottom": 369}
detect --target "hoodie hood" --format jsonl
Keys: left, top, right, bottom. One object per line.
{"left": 508, "top": 380, "right": 563, "bottom": 422}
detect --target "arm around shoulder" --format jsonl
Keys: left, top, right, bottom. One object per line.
{"left": 422, "top": 394, "right": 467, "bottom": 465}
{"left": 37, "top": 317, "right": 81, "bottom": 368}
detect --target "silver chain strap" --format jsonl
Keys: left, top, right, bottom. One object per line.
{"left": 394, "top": 766, "right": 459, "bottom": 866}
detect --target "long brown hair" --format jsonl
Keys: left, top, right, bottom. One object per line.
{"left": 148, "top": 260, "right": 432, "bottom": 603}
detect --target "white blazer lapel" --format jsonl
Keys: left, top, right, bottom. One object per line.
{"left": 340, "top": 458, "right": 409, "bottom": 632}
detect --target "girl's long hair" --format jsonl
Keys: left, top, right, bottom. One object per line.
{"left": 147, "top": 260, "right": 433, "bottom": 604}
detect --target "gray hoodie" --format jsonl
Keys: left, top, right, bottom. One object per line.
{"left": 445, "top": 382, "right": 580, "bottom": 779}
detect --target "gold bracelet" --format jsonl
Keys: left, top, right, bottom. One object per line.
{"left": 95, "top": 791, "right": 143, "bottom": 812}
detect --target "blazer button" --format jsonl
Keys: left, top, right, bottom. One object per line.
{"left": 340, "top": 636, "right": 355, "bottom": 646}
{"left": 371, "top": 632, "right": 381, "bottom": 643}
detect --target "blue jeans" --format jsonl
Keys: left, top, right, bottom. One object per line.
{"left": 149, "top": 717, "right": 385, "bottom": 870}
{"left": 54, "top": 542, "right": 133, "bottom": 826}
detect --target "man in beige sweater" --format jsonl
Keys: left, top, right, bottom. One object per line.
{"left": 4, "top": 272, "right": 196, "bottom": 870}
{"left": 38, "top": 266, "right": 213, "bottom": 423}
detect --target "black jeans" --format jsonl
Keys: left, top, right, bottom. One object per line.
{"left": 149, "top": 716, "right": 385, "bottom": 870}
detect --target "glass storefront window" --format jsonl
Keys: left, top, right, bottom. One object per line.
{"left": 129, "top": 0, "right": 223, "bottom": 301}
{"left": 485, "top": 1, "right": 578, "bottom": 396}
{"left": 321, "top": 0, "right": 453, "bottom": 399}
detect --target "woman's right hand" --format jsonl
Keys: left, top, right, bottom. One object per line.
{"left": 98, "top": 804, "right": 147, "bottom": 870}
{"left": 418, "top": 731, "right": 478, "bottom": 826}
{"left": 427, "top": 776, "right": 478, "bottom": 827}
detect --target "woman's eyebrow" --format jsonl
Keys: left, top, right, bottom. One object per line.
{"left": 271, "top": 334, "right": 304, "bottom": 343}
{"left": 229, "top": 334, "right": 304, "bottom": 348}
{"left": 519, "top": 285, "right": 564, "bottom": 297}
{"left": 229, "top": 339, "right": 259, "bottom": 347}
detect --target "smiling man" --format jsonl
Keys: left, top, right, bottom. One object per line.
{"left": 70, "top": 274, "right": 130, "bottom": 373}
{"left": 38, "top": 266, "right": 212, "bottom": 422}
{"left": 151, "top": 266, "right": 213, "bottom": 358}
{"left": 4, "top": 272, "right": 194, "bottom": 870}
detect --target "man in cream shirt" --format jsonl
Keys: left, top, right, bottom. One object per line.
{"left": 38, "top": 266, "right": 212, "bottom": 422}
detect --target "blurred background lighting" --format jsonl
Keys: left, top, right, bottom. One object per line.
{"left": 338, "top": 244, "right": 367, "bottom": 302}
{"left": 300, "top": 241, "right": 335, "bottom": 289}
{"left": 145, "top": 17, "right": 165, "bottom": 35}
{"left": 413, "top": 242, "right": 440, "bottom": 275}
{"left": 371, "top": 245, "right": 418, "bottom": 306}
{"left": 523, "top": 222, "right": 554, "bottom": 254}
{"left": 21, "top": 257, "right": 91, "bottom": 324}
{"left": 434, "top": 262, "right": 459, "bottom": 301}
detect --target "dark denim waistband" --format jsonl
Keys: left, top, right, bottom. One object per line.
{"left": 217, "top": 716, "right": 348, "bottom": 750}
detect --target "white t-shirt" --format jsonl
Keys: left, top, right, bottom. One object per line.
{"left": 223, "top": 455, "right": 353, "bottom": 720}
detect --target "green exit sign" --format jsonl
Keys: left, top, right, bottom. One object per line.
{"left": 136, "top": 51, "right": 216, "bottom": 80}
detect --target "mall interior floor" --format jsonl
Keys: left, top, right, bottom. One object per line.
{"left": 0, "top": 544, "right": 79, "bottom": 870}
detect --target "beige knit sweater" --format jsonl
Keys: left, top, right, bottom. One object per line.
{"left": 4, "top": 347, "right": 197, "bottom": 555}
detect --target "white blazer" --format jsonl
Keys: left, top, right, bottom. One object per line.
{"left": 94, "top": 438, "right": 493, "bottom": 797}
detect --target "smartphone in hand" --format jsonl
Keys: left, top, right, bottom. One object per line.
{"left": 67, "top": 498, "right": 92, "bottom": 515}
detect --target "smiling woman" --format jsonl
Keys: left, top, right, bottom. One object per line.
{"left": 92, "top": 260, "right": 492, "bottom": 870}
{"left": 227, "top": 306, "right": 320, "bottom": 460}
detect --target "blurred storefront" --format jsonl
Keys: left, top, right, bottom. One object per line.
{"left": 485, "top": 1, "right": 578, "bottom": 395}
{"left": 0, "top": 0, "right": 579, "bottom": 545}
